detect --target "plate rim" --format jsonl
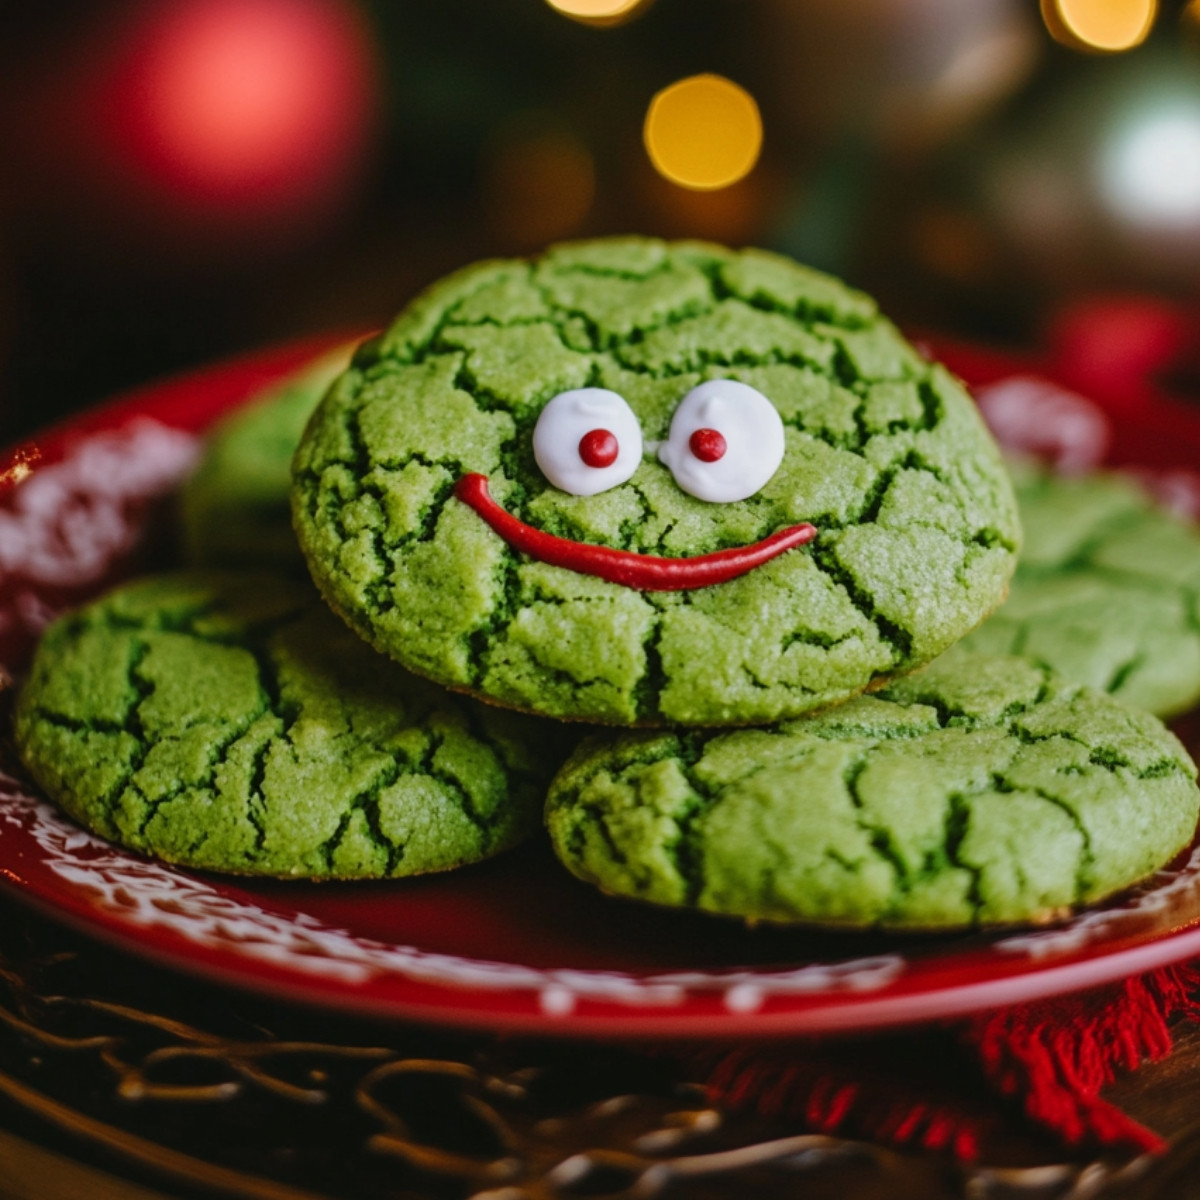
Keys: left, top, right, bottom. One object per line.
{"left": 2, "top": 333, "right": 1200, "bottom": 1038}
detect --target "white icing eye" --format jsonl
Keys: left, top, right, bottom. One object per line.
{"left": 657, "top": 379, "right": 785, "bottom": 503}
{"left": 533, "top": 388, "right": 644, "bottom": 496}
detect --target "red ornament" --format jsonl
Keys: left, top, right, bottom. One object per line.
{"left": 1046, "top": 295, "right": 1198, "bottom": 410}
{"left": 578, "top": 428, "right": 619, "bottom": 468}
{"left": 8, "top": 0, "right": 380, "bottom": 259}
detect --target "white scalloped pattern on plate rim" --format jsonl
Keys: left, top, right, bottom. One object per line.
{"left": 0, "top": 419, "right": 200, "bottom": 645}
{"left": 0, "top": 774, "right": 910, "bottom": 1017}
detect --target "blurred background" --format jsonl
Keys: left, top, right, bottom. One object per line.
{"left": 3, "top": 0, "right": 1200, "bottom": 438}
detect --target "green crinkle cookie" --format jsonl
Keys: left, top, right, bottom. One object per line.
{"left": 961, "top": 464, "right": 1200, "bottom": 717}
{"left": 292, "top": 237, "right": 1020, "bottom": 726}
{"left": 545, "top": 648, "right": 1200, "bottom": 928}
{"left": 181, "top": 346, "right": 354, "bottom": 572}
{"left": 15, "top": 573, "right": 570, "bottom": 879}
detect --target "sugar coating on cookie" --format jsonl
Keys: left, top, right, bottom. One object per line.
{"left": 182, "top": 346, "right": 353, "bottom": 573}
{"left": 546, "top": 650, "right": 1200, "bottom": 928}
{"left": 962, "top": 464, "right": 1200, "bottom": 718}
{"left": 293, "top": 237, "right": 1020, "bottom": 726}
{"left": 15, "top": 573, "right": 566, "bottom": 878}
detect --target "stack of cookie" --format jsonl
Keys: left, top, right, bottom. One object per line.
{"left": 15, "top": 238, "right": 1200, "bottom": 931}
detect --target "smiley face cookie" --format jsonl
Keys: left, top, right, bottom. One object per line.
{"left": 292, "top": 238, "right": 1020, "bottom": 725}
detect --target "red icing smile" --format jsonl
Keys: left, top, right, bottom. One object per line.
{"left": 454, "top": 473, "right": 817, "bottom": 591}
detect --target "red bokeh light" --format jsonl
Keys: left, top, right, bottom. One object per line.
{"left": 1047, "top": 294, "right": 1199, "bottom": 405}
{"left": 6, "top": 0, "right": 381, "bottom": 259}
{"left": 117, "top": 0, "right": 377, "bottom": 209}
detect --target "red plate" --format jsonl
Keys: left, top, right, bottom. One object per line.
{"left": 1, "top": 334, "right": 1200, "bottom": 1038}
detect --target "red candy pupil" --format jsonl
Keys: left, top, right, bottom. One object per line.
{"left": 579, "top": 428, "right": 619, "bottom": 468}
{"left": 689, "top": 427, "right": 727, "bottom": 463}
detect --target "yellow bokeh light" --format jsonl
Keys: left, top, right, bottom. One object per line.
{"left": 544, "top": 0, "right": 648, "bottom": 27}
{"left": 0, "top": 449, "right": 39, "bottom": 491}
{"left": 0, "top": 461, "right": 32, "bottom": 489}
{"left": 644, "top": 74, "right": 763, "bottom": 191}
{"left": 1042, "top": 0, "right": 1157, "bottom": 52}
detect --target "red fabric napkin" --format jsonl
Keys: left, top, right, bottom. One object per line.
{"left": 688, "top": 961, "right": 1200, "bottom": 1160}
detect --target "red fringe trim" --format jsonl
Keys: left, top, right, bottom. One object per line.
{"left": 696, "top": 1042, "right": 996, "bottom": 1160}
{"left": 690, "top": 960, "right": 1200, "bottom": 1161}
{"left": 961, "top": 961, "right": 1200, "bottom": 1155}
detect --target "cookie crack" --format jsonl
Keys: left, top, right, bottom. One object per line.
{"left": 672, "top": 739, "right": 723, "bottom": 906}
{"left": 413, "top": 273, "right": 533, "bottom": 362}
{"left": 917, "top": 378, "right": 943, "bottom": 431}
{"left": 417, "top": 727, "right": 488, "bottom": 833}
{"left": 359, "top": 462, "right": 459, "bottom": 553}
{"left": 843, "top": 753, "right": 911, "bottom": 904}
{"left": 132, "top": 713, "right": 270, "bottom": 841}
{"left": 527, "top": 275, "right": 608, "bottom": 352}
{"left": 781, "top": 412, "right": 863, "bottom": 454}
{"left": 633, "top": 617, "right": 665, "bottom": 722}
{"left": 111, "top": 635, "right": 154, "bottom": 792}
{"left": 942, "top": 792, "right": 985, "bottom": 921}
{"left": 440, "top": 314, "right": 553, "bottom": 335}
{"left": 1106, "top": 653, "right": 1145, "bottom": 697}
{"left": 125, "top": 683, "right": 274, "bottom": 843}
{"left": 245, "top": 740, "right": 271, "bottom": 854}
{"left": 970, "top": 527, "right": 1017, "bottom": 553}
{"left": 810, "top": 542, "right": 913, "bottom": 665}
{"left": 1003, "top": 777, "right": 1095, "bottom": 901}
{"left": 609, "top": 343, "right": 840, "bottom": 385}
{"left": 877, "top": 688, "right": 1046, "bottom": 733}
{"left": 1010, "top": 723, "right": 1159, "bottom": 777}
{"left": 780, "top": 626, "right": 858, "bottom": 653}
{"left": 31, "top": 709, "right": 127, "bottom": 739}
{"left": 735, "top": 289, "right": 874, "bottom": 333}
{"left": 466, "top": 548, "right": 522, "bottom": 688}
{"left": 319, "top": 760, "right": 405, "bottom": 875}
{"left": 575, "top": 800, "right": 633, "bottom": 877}
{"left": 132, "top": 636, "right": 286, "bottom": 854}
{"left": 97, "top": 604, "right": 304, "bottom": 654}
